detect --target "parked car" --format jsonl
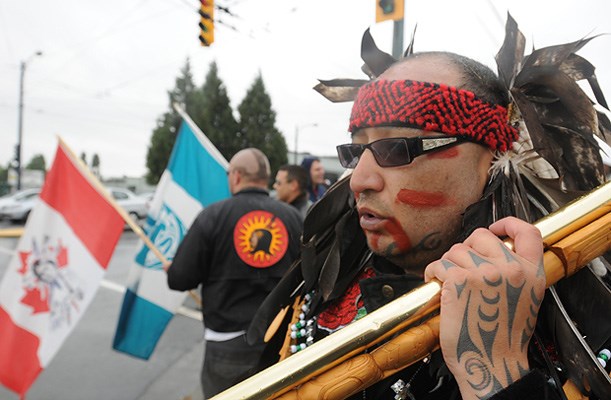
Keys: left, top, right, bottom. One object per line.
{"left": 107, "top": 187, "right": 148, "bottom": 225}
{"left": 138, "top": 191, "right": 155, "bottom": 211}
{"left": 0, "top": 188, "right": 41, "bottom": 223}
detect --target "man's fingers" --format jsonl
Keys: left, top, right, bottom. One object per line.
{"left": 489, "top": 217, "right": 543, "bottom": 266}
{"left": 424, "top": 258, "right": 457, "bottom": 283}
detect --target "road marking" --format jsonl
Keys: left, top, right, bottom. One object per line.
{"left": 100, "top": 279, "right": 203, "bottom": 321}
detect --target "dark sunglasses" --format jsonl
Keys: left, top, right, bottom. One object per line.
{"left": 336, "top": 135, "right": 469, "bottom": 168}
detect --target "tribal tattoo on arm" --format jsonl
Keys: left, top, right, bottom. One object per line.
{"left": 448, "top": 245, "right": 544, "bottom": 399}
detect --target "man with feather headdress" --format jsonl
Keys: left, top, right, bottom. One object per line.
{"left": 248, "top": 14, "right": 610, "bottom": 400}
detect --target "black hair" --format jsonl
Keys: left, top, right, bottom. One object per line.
{"left": 278, "top": 164, "right": 308, "bottom": 195}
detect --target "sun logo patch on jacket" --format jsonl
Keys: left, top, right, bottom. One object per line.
{"left": 233, "top": 210, "right": 289, "bottom": 268}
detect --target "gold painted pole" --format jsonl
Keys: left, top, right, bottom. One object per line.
{"left": 212, "top": 182, "right": 611, "bottom": 400}
{"left": 0, "top": 228, "right": 24, "bottom": 238}
{"left": 275, "top": 211, "right": 611, "bottom": 400}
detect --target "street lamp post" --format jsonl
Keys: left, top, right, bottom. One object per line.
{"left": 294, "top": 123, "right": 318, "bottom": 164}
{"left": 16, "top": 51, "right": 43, "bottom": 191}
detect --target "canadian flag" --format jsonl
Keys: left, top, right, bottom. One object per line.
{"left": 0, "top": 142, "right": 125, "bottom": 398}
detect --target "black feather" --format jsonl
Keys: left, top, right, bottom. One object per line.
{"left": 360, "top": 28, "right": 397, "bottom": 77}
{"left": 495, "top": 12, "right": 525, "bottom": 91}
{"left": 303, "top": 175, "right": 353, "bottom": 242}
{"left": 497, "top": 14, "right": 606, "bottom": 192}
{"left": 402, "top": 24, "right": 418, "bottom": 58}
{"left": 313, "top": 79, "right": 370, "bottom": 103}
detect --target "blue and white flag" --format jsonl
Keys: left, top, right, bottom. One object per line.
{"left": 112, "top": 105, "right": 230, "bottom": 359}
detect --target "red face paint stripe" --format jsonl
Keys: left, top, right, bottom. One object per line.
{"left": 368, "top": 232, "right": 381, "bottom": 252}
{"left": 425, "top": 146, "right": 460, "bottom": 159}
{"left": 396, "top": 189, "right": 455, "bottom": 208}
{"left": 384, "top": 218, "right": 411, "bottom": 252}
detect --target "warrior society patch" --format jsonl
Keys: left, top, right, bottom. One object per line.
{"left": 233, "top": 210, "right": 289, "bottom": 268}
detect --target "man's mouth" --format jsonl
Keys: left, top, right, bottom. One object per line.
{"left": 357, "top": 207, "right": 386, "bottom": 231}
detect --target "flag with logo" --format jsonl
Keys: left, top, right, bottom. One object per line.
{"left": 0, "top": 141, "right": 125, "bottom": 398}
{"left": 112, "top": 105, "right": 230, "bottom": 359}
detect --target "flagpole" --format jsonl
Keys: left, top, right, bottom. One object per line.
{"left": 56, "top": 137, "right": 203, "bottom": 307}
{"left": 56, "top": 137, "right": 167, "bottom": 264}
{"left": 172, "top": 103, "right": 230, "bottom": 169}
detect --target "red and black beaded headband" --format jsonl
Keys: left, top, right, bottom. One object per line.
{"left": 348, "top": 79, "right": 519, "bottom": 152}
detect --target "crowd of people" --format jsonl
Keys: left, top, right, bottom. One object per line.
{"left": 164, "top": 16, "right": 610, "bottom": 400}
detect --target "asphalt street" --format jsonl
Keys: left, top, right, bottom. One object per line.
{"left": 0, "top": 221, "right": 205, "bottom": 400}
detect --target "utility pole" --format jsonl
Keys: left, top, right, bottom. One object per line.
{"left": 376, "top": 0, "right": 405, "bottom": 58}
{"left": 392, "top": 18, "right": 404, "bottom": 59}
{"left": 294, "top": 123, "right": 318, "bottom": 164}
{"left": 15, "top": 51, "right": 42, "bottom": 191}
{"left": 16, "top": 61, "right": 25, "bottom": 191}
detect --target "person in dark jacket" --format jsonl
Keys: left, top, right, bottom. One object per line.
{"left": 273, "top": 164, "right": 312, "bottom": 219}
{"left": 300, "top": 156, "right": 328, "bottom": 202}
{"left": 166, "top": 148, "right": 303, "bottom": 399}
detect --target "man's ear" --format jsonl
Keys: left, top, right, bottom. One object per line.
{"left": 289, "top": 180, "right": 299, "bottom": 192}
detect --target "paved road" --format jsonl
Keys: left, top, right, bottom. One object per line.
{"left": 0, "top": 221, "right": 205, "bottom": 400}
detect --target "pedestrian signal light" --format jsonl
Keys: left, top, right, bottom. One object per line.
{"left": 376, "top": 0, "right": 404, "bottom": 23}
{"left": 199, "top": 0, "right": 214, "bottom": 46}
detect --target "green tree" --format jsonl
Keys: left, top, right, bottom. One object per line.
{"left": 192, "top": 62, "right": 240, "bottom": 161}
{"left": 146, "top": 59, "right": 197, "bottom": 184}
{"left": 0, "top": 164, "right": 8, "bottom": 196}
{"left": 26, "top": 154, "right": 46, "bottom": 171}
{"left": 80, "top": 152, "right": 87, "bottom": 166}
{"left": 91, "top": 153, "right": 100, "bottom": 177}
{"left": 237, "top": 73, "right": 288, "bottom": 176}
{"left": 92, "top": 153, "right": 100, "bottom": 168}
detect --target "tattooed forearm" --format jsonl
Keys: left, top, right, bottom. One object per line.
{"left": 457, "top": 292, "right": 484, "bottom": 361}
{"left": 464, "top": 358, "right": 493, "bottom": 391}
{"left": 453, "top": 246, "right": 543, "bottom": 397}
{"left": 478, "top": 322, "right": 499, "bottom": 362}
{"left": 505, "top": 281, "right": 525, "bottom": 347}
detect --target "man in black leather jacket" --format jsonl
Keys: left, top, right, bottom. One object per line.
{"left": 167, "top": 148, "right": 303, "bottom": 399}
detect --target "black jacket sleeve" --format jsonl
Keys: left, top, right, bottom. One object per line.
{"left": 489, "top": 369, "right": 563, "bottom": 400}
{"left": 167, "top": 212, "right": 208, "bottom": 291}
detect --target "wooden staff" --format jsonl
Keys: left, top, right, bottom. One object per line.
{"left": 211, "top": 181, "right": 611, "bottom": 400}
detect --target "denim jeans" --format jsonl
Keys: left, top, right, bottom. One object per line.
{"left": 201, "top": 334, "right": 266, "bottom": 399}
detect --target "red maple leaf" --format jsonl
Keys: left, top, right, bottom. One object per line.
{"left": 21, "top": 286, "right": 50, "bottom": 314}
{"left": 18, "top": 251, "right": 31, "bottom": 275}
{"left": 56, "top": 241, "right": 68, "bottom": 268}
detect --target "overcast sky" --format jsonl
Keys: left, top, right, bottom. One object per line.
{"left": 1, "top": 0, "right": 610, "bottom": 178}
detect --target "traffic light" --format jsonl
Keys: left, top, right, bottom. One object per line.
{"left": 199, "top": 0, "right": 214, "bottom": 46}
{"left": 376, "top": 0, "right": 404, "bottom": 23}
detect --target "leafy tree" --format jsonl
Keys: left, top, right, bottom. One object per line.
{"left": 80, "top": 152, "right": 87, "bottom": 165}
{"left": 0, "top": 164, "right": 8, "bottom": 196}
{"left": 26, "top": 154, "right": 46, "bottom": 171}
{"left": 145, "top": 61, "right": 287, "bottom": 185}
{"left": 237, "top": 73, "right": 288, "bottom": 176}
{"left": 91, "top": 153, "right": 100, "bottom": 169}
{"left": 146, "top": 59, "right": 197, "bottom": 184}
{"left": 192, "top": 62, "right": 240, "bottom": 161}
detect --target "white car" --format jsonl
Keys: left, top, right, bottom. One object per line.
{"left": 138, "top": 191, "right": 155, "bottom": 211}
{"left": 107, "top": 187, "right": 148, "bottom": 224}
{"left": 0, "top": 188, "right": 41, "bottom": 223}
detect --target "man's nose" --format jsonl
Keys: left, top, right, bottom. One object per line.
{"left": 349, "top": 149, "right": 384, "bottom": 193}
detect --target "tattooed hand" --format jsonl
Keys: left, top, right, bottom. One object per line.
{"left": 424, "top": 217, "right": 545, "bottom": 400}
